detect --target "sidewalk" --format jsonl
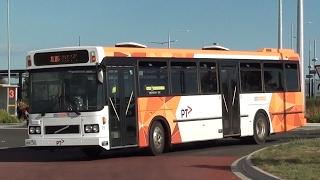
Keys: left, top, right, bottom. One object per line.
{"left": 0, "top": 121, "right": 27, "bottom": 129}
{"left": 294, "top": 123, "right": 320, "bottom": 131}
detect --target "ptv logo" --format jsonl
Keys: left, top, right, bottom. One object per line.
{"left": 181, "top": 106, "right": 192, "bottom": 118}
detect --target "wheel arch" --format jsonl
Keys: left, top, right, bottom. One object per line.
{"left": 148, "top": 115, "right": 172, "bottom": 152}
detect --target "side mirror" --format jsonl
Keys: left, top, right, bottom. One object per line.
{"left": 97, "top": 68, "right": 104, "bottom": 84}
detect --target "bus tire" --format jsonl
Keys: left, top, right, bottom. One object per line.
{"left": 149, "top": 121, "right": 165, "bottom": 155}
{"left": 253, "top": 112, "right": 269, "bottom": 144}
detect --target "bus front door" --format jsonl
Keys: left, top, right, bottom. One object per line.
{"left": 107, "top": 67, "right": 137, "bottom": 148}
{"left": 219, "top": 62, "right": 241, "bottom": 136}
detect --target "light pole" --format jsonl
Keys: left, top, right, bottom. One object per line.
{"left": 308, "top": 40, "right": 312, "bottom": 98}
{"left": 148, "top": 40, "right": 178, "bottom": 47}
{"left": 7, "top": 0, "right": 11, "bottom": 85}
{"left": 278, "top": 0, "right": 283, "bottom": 49}
{"left": 167, "top": 29, "right": 191, "bottom": 48}
{"left": 312, "top": 40, "right": 317, "bottom": 98}
{"left": 291, "top": 23, "right": 295, "bottom": 50}
{"left": 297, "top": 0, "right": 305, "bottom": 112}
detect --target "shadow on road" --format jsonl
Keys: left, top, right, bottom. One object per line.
{"left": 0, "top": 138, "right": 265, "bottom": 163}
{"left": 0, "top": 128, "right": 318, "bottom": 163}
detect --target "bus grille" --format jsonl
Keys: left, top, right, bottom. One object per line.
{"left": 45, "top": 125, "right": 80, "bottom": 134}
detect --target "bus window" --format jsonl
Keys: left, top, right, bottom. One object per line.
{"left": 240, "top": 62, "right": 262, "bottom": 93}
{"left": 199, "top": 62, "right": 217, "bottom": 94}
{"left": 285, "top": 63, "right": 299, "bottom": 91}
{"left": 171, "top": 61, "right": 197, "bottom": 95}
{"left": 138, "top": 61, "right": 168, "bottom": 96}
{"left": 263, "top": 63, "right": 284, "bottom": 92}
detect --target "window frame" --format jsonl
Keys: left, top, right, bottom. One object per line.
{"left": 137, "top": 58, "right": 169, "bottom": 97}
{"left": 284, "top": 61, "right": 300, "bottom": 92}
{"left": 198, "top": 60, "right": 219, "bottom": 94}
{"left": 239, "top": 61, "right": 263, "bottom": 93}
{"left": 262, "top": 61, "right": 285, "bottom": 93}
{"left": 169, "top": 59, "right": 198, "bottom": 96}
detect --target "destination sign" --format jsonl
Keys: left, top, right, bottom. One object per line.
{"left": 34, "top": 50, "right": 89, "bottom": 66}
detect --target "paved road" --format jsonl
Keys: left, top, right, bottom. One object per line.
{"left": 0, "top": 128, "right": 27, "bottom": 148}
{"left": 0, "top": 127, "right": 319, "bottom": 180}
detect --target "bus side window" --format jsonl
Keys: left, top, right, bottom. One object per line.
{"left": 263, "top": 63, "right": 284, "bottom": 92}
{"left": 285, "top": 63, "right": 299, "bottom": 92}
{"left": 171, "top": 61, "right": 197, "bottom": 95}
{"left": 199, "top": 62, "right": 217, "bottom": 94}
{"left": 240, "top": 62, "right": 262, "bottom": 93}
{"left": 138, "top": 61, "right": 168, "bottom": 96}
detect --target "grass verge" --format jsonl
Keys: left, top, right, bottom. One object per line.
{"left": 251, "top": 138, "right": 320, "bottom": 180}
{"left": 0, "top": 109, "right": 22, "bottom": 123}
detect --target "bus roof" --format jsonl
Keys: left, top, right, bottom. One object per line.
{"left": 103, "top": 47, "right": 299, "bottom": 61}
{"left": 27, "top": 46, "right": 299, "bottom": 69}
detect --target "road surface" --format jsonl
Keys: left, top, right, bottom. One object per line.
{"left": 0, "top": 127, "right": 319, "bottom": 180}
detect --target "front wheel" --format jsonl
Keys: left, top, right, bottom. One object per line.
{"left": 149, "top": 121, "right": 165, "bottom": 155}
{"left": 253, "top": 113, "right": 269, "bottom": 144}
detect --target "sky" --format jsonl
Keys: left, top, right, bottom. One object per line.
{"left": 0, "top": 0, "right": 319, "bottom": 72}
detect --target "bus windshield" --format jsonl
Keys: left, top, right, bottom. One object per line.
{"left": 29, "top": 67, "right": 103, "bottom": 114}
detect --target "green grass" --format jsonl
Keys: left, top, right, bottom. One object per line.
{"left": 306, "top": 99, "right": 320, "bottom": 123}
{"left": 0, "top": 109, "right": 22, "bottom": 123}
{"left": 251, "top": 138, "right": 320, "bottom": 180}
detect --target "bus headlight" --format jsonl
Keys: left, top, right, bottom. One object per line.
{"left": 84, "top": 124, "right": 99, "bottom": 133}
{"left": 35, "top": 127, "right": 41, "bottom": 134}
{"left": 92, "top": 124, "right": 99, "bottom": 133}
{"left": 29, "top": 127, "right": 35, "bottom": 134}
{"left": 29, "top": 126, "right": 41, "bottom": 134}
{"left": 85, "top": 125, "right": 92, "bottom": 133}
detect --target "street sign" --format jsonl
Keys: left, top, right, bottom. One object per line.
{"left": 315, "top": 80, "right": 320, "bottom": 97}
{"left": 8, "top": 88, "right": 15, "bottom": 98}
{"left": 306, "top": 74, "right": 313, "bottom": 78}
{"left": 315, "top": 65, "right": 320, "bottom": 78}
{"left": 309, "top": 69, "right": 316, "bottom": 74}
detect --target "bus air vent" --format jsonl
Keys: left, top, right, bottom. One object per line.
{"left": 115, "top": 42, "right": 147, "bottom": 48}
{"left": 202, "top": 43, "right": 229, "bottom": 51}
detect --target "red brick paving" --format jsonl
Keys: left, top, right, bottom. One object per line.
{"left": 0, "top": 155, "right": 239, "bottom": 180}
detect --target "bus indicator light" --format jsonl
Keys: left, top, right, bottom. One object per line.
{"left": 90, "top": 51, "right": 96, "bottom": 62}
{"left": 26, "top": 55, "right": 32, "bottom": 67}
{"left": 102, "top": 117, "right": 107, "bottom": 125}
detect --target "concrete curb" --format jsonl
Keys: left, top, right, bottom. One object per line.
{"left": 232, "top": 146, "right": 281, "bottom": 180}
{"left": 0, "top": 121, "right": 27, "bottom": 129}
{"left": 232, "top": 123, "right": 320, "bottom": 179}
{"left": 305, "top": 123, "right": 320, "bottom": 127}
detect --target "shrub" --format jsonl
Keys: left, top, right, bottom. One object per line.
{"left": 0, "top": 109, "right": 21, "bottom": 123}
{"left": 306, "top": 99, "right": 320, "bottom": 123}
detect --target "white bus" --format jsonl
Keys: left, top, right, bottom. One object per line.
{"left": 25, "top": 44, "right": 306, "bottom": 156}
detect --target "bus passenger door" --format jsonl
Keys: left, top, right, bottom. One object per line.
{"left": 106, "top": 67, "right": 137, "bottom": 147}
{"left": 219, "top": 62, "right": 241, "bottom": 136}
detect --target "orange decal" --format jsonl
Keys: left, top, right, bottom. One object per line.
{"left": 269, "top": 92, "right": 306, "bottom": 133}
{"left": 137, "top": 96, "right": 182, "bottom": 148}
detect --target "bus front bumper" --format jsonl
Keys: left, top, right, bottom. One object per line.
{"left": 25, "top": 137, "right": 109, "bottom": 149}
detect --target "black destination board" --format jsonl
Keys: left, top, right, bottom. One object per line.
{"left": 34, "top": 50, "right": 89, "bottom": 66}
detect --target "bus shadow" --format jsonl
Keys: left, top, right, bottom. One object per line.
{"left": 0, "top": 147, "right": 148, "bottom": 162}
{"left": 0, "top": 136, "right": 281, "bottom": 163}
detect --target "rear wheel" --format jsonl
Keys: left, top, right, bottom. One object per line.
{"left": 149, "top": 121, "right": 165, "bottom": 155}
{"left": 253, "top": 113, "right": 269, "bottom": 144}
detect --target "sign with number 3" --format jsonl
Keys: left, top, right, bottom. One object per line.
{"left": 8, "top": 88, "right": 15, "bottom": 99}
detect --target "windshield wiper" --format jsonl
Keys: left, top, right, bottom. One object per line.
{"left": 69, "top": 104, "right": 81, "bottom": 116}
